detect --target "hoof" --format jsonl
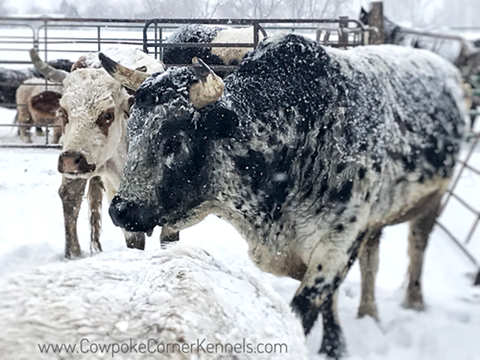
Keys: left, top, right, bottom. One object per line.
{"left": 357, "top": 304, "right": 378, "bottom": 321}
{"left": 403, "top": 300, "right": 425, "bottom": 311}
{"left": 65, "top": 249, "right": 82, "bottom": 259}
{"left": 319, "top": 341, "right": 346, "bottom": 360}
{"left": 90, "top": 240, "right": 103, "bottom": 254}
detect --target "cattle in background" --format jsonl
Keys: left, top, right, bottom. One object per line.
{"left": 0, "top": 59, "right": 72, "bottom": 108}
{"left": 103, "top": 33, "right": 466, "bottom": 358}
{"left": 30, "top": 48, "right": 178, "bottom": 259}
{"left": 15, "top": 78, "right": 63, "bottom": 143}
{"left": 359, "top": 7, "right": 480, "bottom": 77}
{"left": 163, "top": 24, "right": 266, "bottom": 77}
{"left": 0, "top": 246, "right": 308, "bottom": 360}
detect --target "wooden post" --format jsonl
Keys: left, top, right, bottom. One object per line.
{"left": 368, "top": 1, "right": 385, "bottom": 45}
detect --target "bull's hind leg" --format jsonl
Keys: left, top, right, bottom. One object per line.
{"left": 87, "top": 176, "right": 103, "bottom": 254}
{"left": 358, "top": 230, "right": 382, "bottom": 320}
{"left": 58, "top": 176, "right": 87, "bottom": 258}
{"left": 404, "top": 194, "right": 442, "bottom": 310}
{"left": 160, "top": 226, "right": 180, "bottom": 249}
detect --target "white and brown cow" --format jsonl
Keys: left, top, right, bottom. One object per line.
{"left": 30, "top": 48, "right": 178, "bottom": 258}
{"left": 15, "top": 77, "right": 63, "bottom": 143}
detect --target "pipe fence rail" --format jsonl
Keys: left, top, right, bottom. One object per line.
{"left": 0, "top": 16, "right": 479, "bottom": 282}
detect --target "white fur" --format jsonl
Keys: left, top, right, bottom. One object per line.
{"left": 211, "top": 28, "right": 265, "bottom": 65}
{"left": 0, "top": 246, "right": 307, "bottom": 360}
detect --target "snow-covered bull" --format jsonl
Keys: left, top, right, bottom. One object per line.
{"left": 15, "top": 78, "right": 63, "bottom": 143}
{"left": 103, "top": 34, "right": 466, "bottom": 358}
{"left": 30, "top": 48, "right": 178, "bottom": 259}
{"left": 163, "top": 24, "right": 266, "bottom": 77}
{"left": 0, "top": 246, "right": 307, "bottom": 360}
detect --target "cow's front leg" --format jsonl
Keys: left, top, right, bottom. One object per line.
{"left": 87, "top": 176, "right": 103, "bottom": 254}
{"left": 58, "top": 176, "right": 87, "bottom": 258}
{"left": 291, "top": 236, "right": 363, "bottom": 359}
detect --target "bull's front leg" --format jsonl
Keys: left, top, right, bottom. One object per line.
{"left": 58, "top": 176, "right": 87, "bottom": 258}
{"left": 291, "top": 233, "right": 364, "bottom": 359}
{"left": 160, "top": 226, "right": 180, "bottom": 249}
{"left": 124, "top": 231, "right": 145, "bottom": 250}
{"left": 358, "top": 229, "right": 382, "bottom": 320}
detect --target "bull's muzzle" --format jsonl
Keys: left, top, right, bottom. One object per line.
{"left": 58, "top": 151, "right": 96, "bottom": 175}
{"left": 109, "top": 195, "right": 158, "bottom": 233}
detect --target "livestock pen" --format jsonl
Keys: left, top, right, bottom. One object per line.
{"left": 0, "top": 13, "right": 479, "bottom": 359}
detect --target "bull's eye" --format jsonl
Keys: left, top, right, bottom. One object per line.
{"left": 163, "top": 137, "right": 182, "bottom": 156}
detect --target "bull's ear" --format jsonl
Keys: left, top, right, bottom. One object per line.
{"left": 200, "top": 106, "right": 238, "bottom": 139}
{"left": 189, "top": 57, "right": 224, "bottom": 109}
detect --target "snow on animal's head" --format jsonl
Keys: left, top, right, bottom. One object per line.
{"left": 58, "top": 68, "right": 130, "bottom": 178}
{"left": 109, "top": 62, "right": 234, "bottom": 233}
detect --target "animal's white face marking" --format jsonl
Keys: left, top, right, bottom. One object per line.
{"left": 59, "top": 69, "right": 129, "bottom": 178}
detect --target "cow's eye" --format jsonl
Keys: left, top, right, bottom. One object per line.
{"left": 97, "top": 111, "right": 114, "bottom": 126}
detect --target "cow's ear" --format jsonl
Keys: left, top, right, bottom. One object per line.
{"left": 201, "top": 106, "right": 238, "bottom": 139}
{"left": 123, "top": 95, "right": 134, "bottom": 118}
{"left": 29, "top": 91, "right": 62, "bottom": 116}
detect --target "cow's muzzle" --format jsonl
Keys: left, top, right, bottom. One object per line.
{"left": 109, "top": 195, "right": 158, "bottom": 233}
{"left": 58, "top": 151, "right": 96, "bottom": 175}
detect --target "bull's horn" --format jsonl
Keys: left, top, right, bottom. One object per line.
{"left": 189, "top": 57, "right": 224, "bottom": 109}
{"left": 29, "top": 49, "right": 68, "bottom": 83}
{"left": 99, "top": 52, "right": 148, "bottom": 91}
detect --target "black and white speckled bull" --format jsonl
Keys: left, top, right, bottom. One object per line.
{"left": 102, "top": 34, "right": 466, "bottom": 358}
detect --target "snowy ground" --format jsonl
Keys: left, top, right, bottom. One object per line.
{"left": 1, "top": 104, "right": 480, "bottom": 360}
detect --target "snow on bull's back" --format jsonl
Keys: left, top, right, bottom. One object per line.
{"left": 0, "top": 246, "right": 307, "bottom": 360}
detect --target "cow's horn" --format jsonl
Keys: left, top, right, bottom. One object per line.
{"left": 99, "top": 52, "right": 149, "bottom": 91}
{"left": 189, "top": 57, "right": 224, "bottom": 109}
{"left": 29, "top": 49, "right": 68, "bottom": 83}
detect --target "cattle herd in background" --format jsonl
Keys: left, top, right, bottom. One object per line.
{"left": 0, "top": 11, "right": 477, "bottom": 359}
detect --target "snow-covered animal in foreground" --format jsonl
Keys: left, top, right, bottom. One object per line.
{"left": 0, "top": 246, "right": 307, "bottom": 360}
{"left": 29, "top": 48, "right": 179, "bottom": 259}
{"left": 103, "top": 34, "right": 466, "bottom": 358}
{"left": 163, "top": 24, "right": 266, "bottom": 77}
{"left": 15, "top": 78, "right": 63, "bottom": 143}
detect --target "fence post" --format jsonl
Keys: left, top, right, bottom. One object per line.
{"left": 368, "top": 1, "right": 385, "bottom": 44}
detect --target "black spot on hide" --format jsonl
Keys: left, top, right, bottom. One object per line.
{"left": 234, "top": 148, "right": 294, "bottom": 222}
{"left": 358, "top": 167, "right": 366, "bottom": 179}
{"left": 329, "top": 180, "right": 353, "bottom": 204}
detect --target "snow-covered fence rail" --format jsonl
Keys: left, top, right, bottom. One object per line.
{"left": 0, "top": 16, "right": 377, "bottom": 148}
